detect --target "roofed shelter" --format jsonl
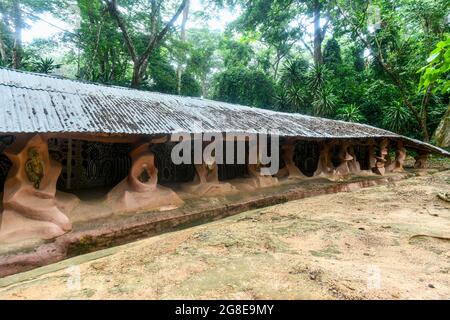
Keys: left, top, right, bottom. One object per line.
{"left": 0, "top": 67, "right": 449, "bottom": 244}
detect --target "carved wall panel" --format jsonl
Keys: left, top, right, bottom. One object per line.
{"left": 151, "top": 143, "right": 196, "bottom": 183}
{"left": 48, "top": 138, "right": 132, "bottom": 191}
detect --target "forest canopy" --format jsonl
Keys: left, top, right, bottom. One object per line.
{"left": 0, "top": 0, "right": 448, "bottom": 145}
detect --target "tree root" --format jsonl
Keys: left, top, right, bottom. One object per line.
{"left": 409, "top": 234, "right": 450, "bottom": 242}
{"left": 437, "top": 193, "right": 450, "bottom": 203}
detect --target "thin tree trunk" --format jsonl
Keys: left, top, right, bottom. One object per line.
{"left": 0, "top": 36, "right": 7, "bottom": 63}
{"left": 85, "top": 15, "right": 105, "bottom": 80}
{"left": 273, "top": 51, "right": 281, "bottom": 79}
{"left": 12, "top": 1, "right": 22, "bottom": 69}
{"left": 201, "top": 76, "right": 207, "bottom": 98}
{"left": 131, "top": 64, "right": 144, "bottom": 88}
{"left": 313, "top": 0, "right": 322, "bottom": 65}
{"left": 177, "top": 0, "right": 190, "bottom": 94}
{"left": 420, "top": 85, "right": 433, "bottom": 142}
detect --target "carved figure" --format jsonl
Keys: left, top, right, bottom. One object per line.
{"left": 25, "top": 148, "right": 44, "bottom": 189}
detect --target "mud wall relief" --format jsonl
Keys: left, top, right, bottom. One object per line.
{"left": 0, "top": 135, "right": 72, "bottom": 243}
{"left": 106, "top": 143, "right": 183, "bottom": 213}
{"left": 314, "top": 143, "right": 336, "bottom": 178}
{"left": 280, "top": 140, "right": 306, "bottom": 179}
{"left": 245, "top": 141, "right": 279, "bottom": 189}
{"left": 346, "top": 145, "right": 361, "bottom": 174}
{"left": 180, "top": 141, "right": 237, "bottom": 196}
{"left": 334, "top": 142, "right": 357, "bottom": 176}
{"left": 313, "top": 140, "right": 367, "bottom": 179}
{"left": 373, "top": 139, "right": 389, "bottom": 175}
{"left": 386, "top": 141, "right": 407, "bottom": 172}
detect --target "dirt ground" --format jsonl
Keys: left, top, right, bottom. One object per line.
{"left": 0, "top": 169, "right": 449, "bottom": 300}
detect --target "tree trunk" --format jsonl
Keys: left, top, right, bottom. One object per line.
{"left": 201, "top": 76, "right": 207, "bottom": 98}
{"left": 0, "top": 23, "right": 7, "bottom": 62}
{"left": 176, "top": 0, "right": 190, "bottom": 94}
{"left": 420, "top": 85, "right": 432, "bottom": 142}
{"left": 12, "top": 1, "right": 23, "bottom": 69}
{"left": 434, "top": 104, "right": 450, "bottom": 148}
{"left": 313, "top": 0, "right": 323, "bottom": 65}
{"left": 273, "top": 51, "right": 282, "bottom": 79}
{"left": 420, "top": 119, "right": 430, "bottom": 142}
{"left": 107, "top": 0, "right": 187, "bottom": 89}
{"left": 131, "top": 64, "right": 144, "bottom": 88}
{"left": 0, "top": 37, "right": 7, "bottom": 63}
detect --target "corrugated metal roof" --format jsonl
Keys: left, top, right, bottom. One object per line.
{"left": 0, "top": 67, "right": 448, "bottom": 156}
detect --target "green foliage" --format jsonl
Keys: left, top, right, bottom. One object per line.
{"left": 31, "top": 57, "right": 61, "bottom": 74}
{"left": 323, "top": 38, "right": 342, "bottom": 71}
{"left": 219, "top": 36, "right": 254, "bottom": 68}
{"left": 180, "top": 72, "right": 202, "bottom": 97}
{"left": 381, "top": 101, "right": 412, "bottom": 134}
{"left": 147, "top": 51, "right": 178, "bottom": 94}
{"left": 279, "top": 58, "right": 309, "bottom": 89}
{"left": 336, "top": 104, "right": 365, "bottom": 123}
{"left": 76, "top": 0, "right": 130, "bottom": 84}
{"left": 312, "top": 85, "right": 337, "bottom": 117}
{"left": 418, "top": 34, "right": 450, "bottom": 95}
{"left": 213, "top": 67, "right": 275, "bottom": 108}
{"left": 277, "top": 59, "right": 338, "bottom": 117}
{"left": 185, "top": 28, "right": 221, "bottom": 97}
{"left": 275, "top": 58, "right": 310, "bottom": 112}
{"left": 308, "top": 63, "right": 331, "bottom": 95}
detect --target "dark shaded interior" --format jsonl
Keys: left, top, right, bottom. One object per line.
{"left": 0, "top": 154, "right": 11, "bottom": 193}
{"left": 330, "top": 144, "right": 342, "bottom": 168}
{"left": 49, "top": 138, "right": 132, "bottom": 191}
{"left": 218, "top": 141, "right": 249, "bottom": 181}
{"left": 0, "top": 136, "right": 14, "bottom": 193}
{"left": 151, "top": 143, "right": 196, "bottom": 184}
{"left": 294, "top": 140, "right": 320, "bottom": 177}
{"left": 353, "top": 145, "right": 371, "bottom": 170}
